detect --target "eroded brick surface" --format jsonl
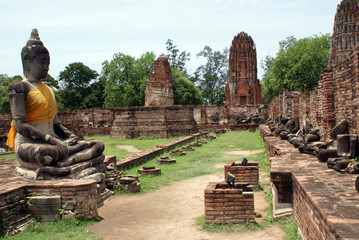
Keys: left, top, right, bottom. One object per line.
{"left": 266, "top": 1, "right": 359, "bottom": 141}
{"left": 225, "top": 32, "right": 261, "bottom": 106}
{"left": 144, "top": 57, "right": 174, "bottom": 107}
{"left": 0, "top": 159, "right": 100, "bottom": 234}
{"left": 260, "top": 125, "right": 359, "bottom": 240}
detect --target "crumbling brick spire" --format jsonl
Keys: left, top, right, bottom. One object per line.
{"left": 225, "top": 32, "right": 261, "bottom": 106}
{"left": 331, "top": 0, "right": 359, "bottom": 65}
{"left": 144, "top": 57, "right": 174, "bottom": 107}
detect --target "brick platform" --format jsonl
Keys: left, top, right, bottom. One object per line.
{"left": 204, "top": 182, "right": 255, "bottom": 224}
{"left": 224, "top": 161, "right": 259, "bottom": 187}
{"left": 0, "top": 159, "right": 99, "bottom": 235}
{"left": 260, "top": 125, "right": 359, "bottom": 240}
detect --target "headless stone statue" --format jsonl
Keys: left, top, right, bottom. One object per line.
{"left": 6, "top": 29, "right": 105, "bottom": 179}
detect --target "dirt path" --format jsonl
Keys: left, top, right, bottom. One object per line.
{"left": 89, "top": 172, "right": 285, "bottom": 240}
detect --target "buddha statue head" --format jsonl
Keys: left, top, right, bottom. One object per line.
{"left": 21, "top": 29, "right": 50, "bottom": 79}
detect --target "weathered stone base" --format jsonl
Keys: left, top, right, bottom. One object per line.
{"left": 16, "top": 155, "right": 106, "bottom": 180}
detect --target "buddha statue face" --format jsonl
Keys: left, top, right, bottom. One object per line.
{"left": 28, "top": 52, "right": 50, "bottom": 80}
{"left": 21, "top": 29, "right": 50, "bottom": 79}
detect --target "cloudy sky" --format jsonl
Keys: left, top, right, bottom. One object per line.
{"left": 0, "top": 0, "right": 340, "bottom": 79}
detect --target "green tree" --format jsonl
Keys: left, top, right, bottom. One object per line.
{"left": 161, "top": 39, "right": 191, "bottom": 77}
{"left": 101, "top": 52, "right": 155, "bottom": 107}
{"left": 196, "top": 46, "right": 229, "bottom": 105}
{"left": 57, "top": 62, "right": 100, "bottom": 110}
{"left": 43, "top": 74, "right": 59, "bottom": 90}
{"left": 0, "top": 74, "right": 22, "bottom": 113}
{"left": 171, "top": 68, "right": 203, "bottom": 105}
{"left": 261, "top": 34, "right": 331, "bottom": 103}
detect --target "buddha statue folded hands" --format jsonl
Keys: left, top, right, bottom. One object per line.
{"left": 6, "top": 29, "right": 105, "bottom": 180}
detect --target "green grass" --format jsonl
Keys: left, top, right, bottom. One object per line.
{"left": 85, "top": 136, "right": 183, "bottom": 159}
{"left": 117, "top": 130, "right": 267, "bottom": 193}
{"left": 196, "top": 216, "right": 264, "bottom": 233}
{"left": 1, "top": 218, "right": 101, "bottom": 240}
{"left": 0, "top": 153, "right": 15, "bottom": 160}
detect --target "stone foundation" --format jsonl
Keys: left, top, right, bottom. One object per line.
{"left": 204, "top": 182, "right": 255, "bottom": 224}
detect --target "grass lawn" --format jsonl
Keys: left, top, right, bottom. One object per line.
{"left": 1, "top": 130, "right": 299, "bottom": 240}
{"left": 119, "top": 130, "right": 269, "bottom": 193}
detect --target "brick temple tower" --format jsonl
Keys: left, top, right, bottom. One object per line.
{"left": 144, "top": 57, "right": 174, "bottom": 107}
{"left": 225, "top": 32, "right": 262, "bottom": 106}
{"left": 330, "top": 0, "right": 359, "bottom": 66}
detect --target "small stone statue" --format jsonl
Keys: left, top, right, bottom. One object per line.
{"left": 6, "top": 29, "right": 105, "bottom": 179}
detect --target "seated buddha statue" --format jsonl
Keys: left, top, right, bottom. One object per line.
{"left": 6, "top": 29, "right": 105, "bottom": 179}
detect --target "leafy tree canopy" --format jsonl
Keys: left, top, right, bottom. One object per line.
{"left": 261, "top": 34, "right": 331, "bottom": 104}
{"left": 161, "top": 39, "right": 191, "bottom": 78}
{"left": 101, "top": 52, "right": 155, "bottom": 107}
{"left": 57, "top": 62, "right": 101, "bottom": 110}
{"left": 195, "top": 46, "right": 228, "bottom": 105}
{"left": 171, "top": 67, "right": 203, "bottom": 105}
{"left": 0, "top": 74, "right": 22, "bottom": 113}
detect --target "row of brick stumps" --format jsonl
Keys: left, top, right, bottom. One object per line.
{"left": 204, "top": 182, "right": 255, "bottom": 224}
{"left": 116, "top": 133, "right": 202, "bottom": 170}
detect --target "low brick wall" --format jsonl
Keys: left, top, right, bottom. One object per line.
{"left": 260, "top": 124, "right": 359, "bottom": 240}
{"left": 26, "top": 180, "right": 99, "bottom": 220}
{"left": 116, "top": 133, "right": 201, "bottom": 170}
{"left": 204, "top": 182, "right": 255, "bottom": 224}
{"left": 224, "top": 161, "right": 259, "bottom": 186}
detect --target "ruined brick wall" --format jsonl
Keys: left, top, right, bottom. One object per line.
{"left": 330, "top": 0, "right": 359, "bottom": 65}
{"left": 333, "top": 45, "right": 359, "bottom": 136}
{"left": 58, "top": 108, "right": 115, "bottom": 137}
{"left": 316, "top": 69, "right": 335, "bottom": 140}
{"left": 0, "top": 113, "right": 11, "bottom": 148}
{"left": 110, "top": 106, "right": 197, "bottom": 139}
{"left": 266, "top": 92, "right": 300, "bottom": 122}
{"left": 144, "top": 57, "right": 174, "bottom": 107}
{"left": 225, "top": 32, "right": 262, "bottom": 106}
{"left": 193, "top": 105, "right": 261, "bottom": 126}
{"left": 266, "top": 0, "right": 359, "bottom": 140}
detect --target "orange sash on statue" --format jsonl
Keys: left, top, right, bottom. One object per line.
{"left": 6, "top": 82, "right": 58, "bottom": 151}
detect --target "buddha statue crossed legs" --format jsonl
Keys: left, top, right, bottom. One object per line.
{"left": 7, "top": 29, "right": 105, "bottom": 179}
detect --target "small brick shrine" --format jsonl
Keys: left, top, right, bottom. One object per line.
{"left": 224, "top": 161, "right": 259, "bottom": 187}
{"left": 204, "top": 182, "right": 255, "bottom": 224}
